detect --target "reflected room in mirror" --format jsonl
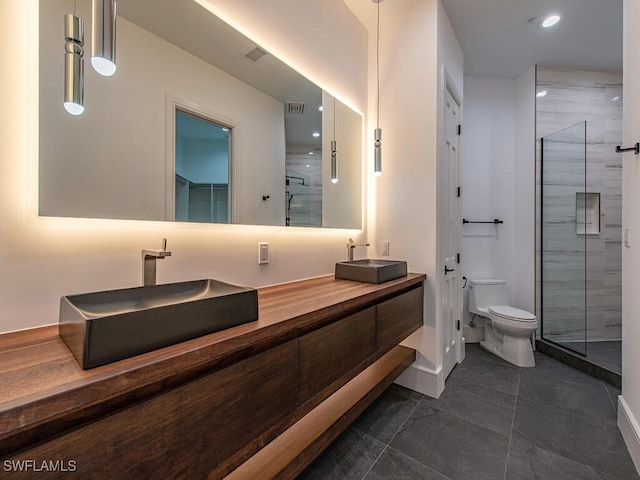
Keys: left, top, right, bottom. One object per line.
{"left": 39, "top": 0, "right": 363, "bottom": 229}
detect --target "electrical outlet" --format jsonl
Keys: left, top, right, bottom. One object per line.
{"left": 258, "top": 242, "right": 269, "bottom": 264}
{"left": 382, "top": 241, "right": 390, "bottom": 256}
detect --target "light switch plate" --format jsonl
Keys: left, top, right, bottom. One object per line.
{"left": 382, "top": 241, "right": 390, "bottom": 256}
{"left": 258, "top": 242, "right": 269, "bottom": 264}
{"left": 624, "top": 227, "right": 632, "bottom": 248}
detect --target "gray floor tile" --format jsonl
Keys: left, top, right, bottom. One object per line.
{"left": 465, "top": 343, "right": 520, "bottom": 369}
{"left": 505, "top": 437, "right": 623, "bottom": 480}
{"left": 364, "top": 447, "right": 451, "bottom": 480}
{"left": 518, "top": 369, "right": 617, "bottom": 424}
{"left": 298, "top": 428, "right": 385, "bottom": 480}
{"left": 353, "top": 387, "right": 420, "bottom": 444}
{"left": 586, "top": 340, "right": 622, "bottom": 373}
{"left": 531, "top": 351, "right": 607, "bottom": 389}
{"left": 389, "top": 382, "right": 425, "bottom": 401}
{"left": 447, "top": 350, "right": 521, "bottom": 396}
{"left": 513, "top": 397, "right": 639, "bottom": 480}
{"left": 390, "top": 402, "right": 509, "bottom": 480}
{"left": 302, "top": 348, "right": 640, "bottom": 480}
{"left": 424, "top": 381, "right": 516, "bottom": 436}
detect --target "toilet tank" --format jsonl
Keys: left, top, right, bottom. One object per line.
{"left": 468, "top": 279, "right": 509, "bottom": 314}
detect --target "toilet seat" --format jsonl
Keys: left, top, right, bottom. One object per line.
{"left": 488, "top": 306, "right": 536, "bottom": 323}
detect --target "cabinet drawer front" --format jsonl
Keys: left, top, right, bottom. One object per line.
{"left": 376, "top": 286, "right": 424, "bottom": 348}
{"left": 298, "top": 307, "right": 376, "bottom": 404}
{"left": 12, "top": 341, "right": 298, "bottom": 479}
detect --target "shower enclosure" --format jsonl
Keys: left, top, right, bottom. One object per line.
{"left": 541, "top": 122, "right": 587, "bottom": 354}
{"left": 540, "top": 121, "right": 621, "bottom": 376}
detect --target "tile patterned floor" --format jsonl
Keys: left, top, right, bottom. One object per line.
{"left": 298, "top": 344, "right": 639, "bottom": 480}
{"left": 556, "top": 340, "right": 622, "bottom": 374}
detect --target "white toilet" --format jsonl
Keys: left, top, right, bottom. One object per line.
{"left": 467, "top": 279, "right": 537, "bottom": 368}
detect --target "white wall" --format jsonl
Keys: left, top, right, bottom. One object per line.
{"left": 513, "top": 67, "right": 536, "bottom": 315}
{"left": 461, "top": 77, "right": 516, "bottom": 288}
{"left": 0, "top": 0, "right": 367, "bottom": 334}
{"left": 367, "top": 0, "right": 462, "bottom": 398}
{"left": 459, "top": 72, "right": 535, "bottom": 338}
{"left": 620, "top": 0, "right": 640, "bottom": 471}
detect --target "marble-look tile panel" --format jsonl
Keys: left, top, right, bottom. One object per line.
{"left": 536, "top": 66, "right": 622, "bottom": 343}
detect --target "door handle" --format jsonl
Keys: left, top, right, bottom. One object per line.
{"left": 444, "top": 266, "right": 455, "bottom": 274}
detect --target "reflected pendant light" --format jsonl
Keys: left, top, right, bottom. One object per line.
{"left": 63, "top": 13, "right": 85, "bottom": 115}
{"left": 331, "top": 97, "right": 338, "bottom": 183}
{"left": 373, "top": 0, "right": 383, "bottom": 176}
{"left": 91, "top": 0, "right": 117, "bottom": 76}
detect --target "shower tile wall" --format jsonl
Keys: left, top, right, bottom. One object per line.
{"left": 285, "top": 146, "right": 323, "bottom": 227}
{"left": 536, "top": 66, "right": 622, "bottom": 343}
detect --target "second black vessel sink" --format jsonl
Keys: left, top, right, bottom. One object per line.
{"left": 335, "top": 259, "right": 408, "bottom": 284}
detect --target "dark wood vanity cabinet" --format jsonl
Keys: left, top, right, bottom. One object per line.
{"left": 10, "top": 342, "right": 299, "bottom": 479}
{"left": 298, "top": 307, "right": 376, "bottom": 404}
{"left": 0, "top": 274, "right": 425, "bottom": 479}
{"left": 377, "top": 285, "right": 424, "bottom": 349}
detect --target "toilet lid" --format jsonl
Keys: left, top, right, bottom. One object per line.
{"left": 488, "top": 306, "right": 536, "bottom": 323}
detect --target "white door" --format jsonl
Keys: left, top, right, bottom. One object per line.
{"left": 442, "top": 86, "right": 463, "bottom": 379}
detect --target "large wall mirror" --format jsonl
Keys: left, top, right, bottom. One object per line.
{"left": 39, "top": 0, "right": 363, "bottom": 229}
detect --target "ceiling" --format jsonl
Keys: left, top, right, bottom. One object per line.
{"left": 346, "top": 0, "right": 623, "bottom": 79}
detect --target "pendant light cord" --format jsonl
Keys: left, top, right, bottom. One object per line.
{"left": 376, "top": 0, "right": 380, "bottom": 129}
{"left": 333, "top": 96, "right": 336, "bottom": 139}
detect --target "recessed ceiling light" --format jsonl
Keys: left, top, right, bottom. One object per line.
{"left": 318, "top": 106, "right": 323, "bottom": 112}
{"left": 312, "top": 132, "right": 320, "bottom": 137}
{"left": 541, "top": 15, "right": 560, "bottom": 28}
{"left": 611, "top": 96, "right": 621, "bottom": 102}
{"left": 308, "top": 152, "right": 314, "bottom": 155}
{"left": 536, "top": 90, "right": 548, "bottom": 98}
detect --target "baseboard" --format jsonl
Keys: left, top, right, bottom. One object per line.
{"left": 393, "top": 362, "right": 444, "bottom": 399}
{"left": 618, "top": 395, "right": 640, "bottom": 475}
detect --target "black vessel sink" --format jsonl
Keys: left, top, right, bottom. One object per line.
{"left": 59, "top": 279, "right": 258, "bottom": 369}
{"left": 335, "top": 259, "right": 408, "bottom": 284}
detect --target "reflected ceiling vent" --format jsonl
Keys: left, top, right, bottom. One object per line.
{"left": 245, "top": 46, "right": 268, "bottom": 63}
{"left": 286, "top": 102, "right": 306, "bottom": 114}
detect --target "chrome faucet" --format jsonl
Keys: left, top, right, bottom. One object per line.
{"left": 346, "top": 238, "right": 370, "bottom": 261}
{"left": 142, "top": 238, "right": 171, "bottom": 286}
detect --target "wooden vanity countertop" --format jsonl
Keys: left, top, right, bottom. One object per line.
{"left": 0, "top": 273, "right": 425, "bottom": 455}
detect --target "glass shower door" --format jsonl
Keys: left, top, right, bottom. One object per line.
{"left": 541, "top": 121, "right": 587, "bottom": 355}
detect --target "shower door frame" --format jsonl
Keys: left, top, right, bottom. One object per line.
{"left": 540, "top": 121, "right": 588, "bottom": 357}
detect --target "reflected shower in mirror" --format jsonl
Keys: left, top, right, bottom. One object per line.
{"left": 38, "top": 0, "right": 362, "bottom": 228}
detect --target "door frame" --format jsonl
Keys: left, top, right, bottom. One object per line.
{"left": 165, "top": 94, "right": 237, "bottom": 223}
{"left": 438, "top": 67, "right": 464, "bottom": 379}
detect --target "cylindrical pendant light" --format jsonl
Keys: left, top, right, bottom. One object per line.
{"left": 331, "top": 140, "right": 338, "bottom": 183}
{"left": 91, "top": 0, "right": 117, "bottom": 76}
{"left": 374, "top": 128, "right": 382, "bottom": 176}
{"left": 64, "top": 13, "right": 85, "bottom": 116}
{"left": 373, "top": 0, "right": 383, "bottom": 176}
